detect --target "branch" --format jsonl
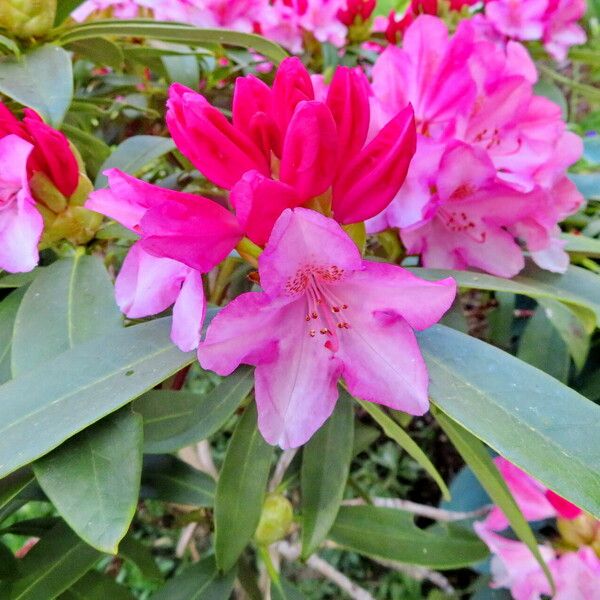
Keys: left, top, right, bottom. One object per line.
{"left": 269, "top": 449, "right": 297, "bottom": 492}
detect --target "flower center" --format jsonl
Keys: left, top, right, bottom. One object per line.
{"left": 438, "top": 207, "right": 487, "bottom": 242}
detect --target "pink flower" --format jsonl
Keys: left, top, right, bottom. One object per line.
{"left": 86, "top": 169, "right": 245, "bottom": 350}
{"left": 198, "top": 208, "right": 456, "bottom": 448}
{"left": 71, "top": 0, "right": 142, "bottom": 20}
{"left": 485, "top": 0, "right": 549, "bottom": 41}
{"left": 337, "top": 0, "right": 376, "bottom": 26}
{"left": 0, "top": 135, "right": 43, "bottom": 273}
{"left": 543, "top": 0, "right": 587, "bottom": 62}
{"left": 167, "top": 57, "right": 416, "bottom": 228}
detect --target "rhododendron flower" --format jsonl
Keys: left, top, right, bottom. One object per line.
{"left": 168, "top": 57, "right": 416, "bottom": 231}
{"left": 337, "top": 0, "right": 375, "bottom": 26}
{"left": 198, "top": 208, "right": 456, "bottom": 448}
{"left": 0, "top": 135, "right": 43, "bottom": 273}
{"left": 72, "top": 0, "right": 143, "bottom": 21}
{"left": 87, "top": 169, "right": 245, "bottom": 350}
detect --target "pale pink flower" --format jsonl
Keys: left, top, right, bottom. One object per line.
{"left": 485, "top": 0, "right": 549, "bottom": 41}
{"left": 198, "top": 208, "right": 456, "bottom": 448}
{"left": 0, "top": 135, "right": 43, "bottom": 273}
{"left": 71, "top": 0, "right": 142, "bottom": 20}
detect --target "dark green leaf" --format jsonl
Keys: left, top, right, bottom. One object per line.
{"left": 55, "top": 0, "right": 87, "bottom": 25}
{"left": 2, "top": 521, "right": 100, "bottom": 600}
{"left": 162, "top": 46, "right": 200, "bottom": 88}
{"left": 301, "top": 393, "right": 353, "bottom": 558}
{"left": 60, "top": 571, "right": 135, "bottom": 600}
{"left": 61, "top": 124, "right": 111, "bottom": 180}
{"left": 33, "top": 410, "right": 143, "bottom": 554}
{"left": 329, "top": 506, "right": 488, "bottom": 569}
{"left": 0, "top": 45, "right": 73, "bottom": 126}
{"left": 419, "top": 324, "right": 600, "bottom": 519}
{"left": 271, "top": 577, "right": 308, "bottom": 600}
{"left": 352, "top": 423, "right": 380, "bottom": 457}
{"left": 118, "top": 534, "right": 163, "bottom": 583}
{"left": 0, "top": 468, "right": 34, "bottom": 514}
{"left": 141, "top": 455, "right": 215, "bottom": 507}
{"left": 0, "top": 540, "right": 18, "bottom": 581}
{"left": 0, "top": 270, "right": 39, "bottom": 288}
{"left": 151, "top": 556, "right": 235, "bottom": 600}
{"left": 0, "top": 287, "right": 26, "bottom": 384}
{"left": 12, "top": 255, "right": 122, "bottom": 377}
{"left": 134, "top": 366, "right": 253, "bottom": 454}
{"left": 0, "top": 517, "right": 59, "bottom": 537}
{"left": 66, "top": 38, "right": 124, "bottom": 70}
{"left": 215, "top": 404, "right": 273, "bottom": 572}
{"left": 0, "top": 317, "right": 194, "bottom": 480}
{"left": 95, "top": 135, "right": 176, "bottom": 188}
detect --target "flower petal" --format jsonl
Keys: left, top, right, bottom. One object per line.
{"left": 272, "top": 57, "right": 314, "bottom": 135}
{"left": 171, "top": 269, "right": 206, "bottom": 352}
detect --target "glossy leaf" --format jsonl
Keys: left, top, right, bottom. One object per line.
{"left": 0, "top": 287, "right": 26, "bottom": 384}
{"left": 435, "top": 410, "right": 553, "bottom": 590}
{"left": 134, "top": 366, "right": 253, "bottom": 454}
{"left": 329, "top": 506, "right": 489, "bottom": 569}
{"left": 301, "top": 392, "right": 353, "bottom": 558}
{"left": 1, "top": 521, "right": 100, "bottom": 600}
{"left": 11, "top": 255, "right": 122, "bottom": 377}
{"left": 141, "top": 455, "right": 215, "bottom": 507}
{"left": 95, "top": 135, "right": 176, "bottom": 188}
{"left": 60, "top": 572, "right": 135, "bottom": 600}
{"left": 151, "top": 556, "right": 236, "bottom": 600}
{"left": 0, "top": 317, "right": 194, "bottom": 480}
{"left": 356, "top": 400, "right": 450, "bottom": 501}
{"left": 418, "top": 324, "right": 600, "bottom": 518}
{"left": 215, "top": 404, "right": 274, "bottom": 572}
{"left": 33, "top": 410, "right": 143, "bottom": 554}
{"left": 0, "top": 45, "right": 73, "bottom": 126}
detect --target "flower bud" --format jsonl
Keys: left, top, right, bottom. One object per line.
{"left": 254, "top": 494, "right": 293, "bottom": 547}
{"left": 557, "top": 514, "right": 600, "bottom": 556}
{"left": 0, "top": 0, "right": 57, "bottom": 38}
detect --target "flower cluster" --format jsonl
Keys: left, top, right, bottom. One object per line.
{"left": 368, "top": 15, "right": 583, "bottom": 277}
{"left": 474, "top": 458, "right": 600, "bottom": 599}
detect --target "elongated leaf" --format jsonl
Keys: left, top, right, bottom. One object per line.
{"left": 410, "top": 262, "right": 600, "bottom": 330}
{"left": 0, "top": 270, "right": 39, "bottom": 288}
{"left": 12, "top": 255, "right": 122, "bottom": 376}
{"left": 329, "top": 506, "right": 488, "bottom": 569}
{"left": 271, "top": 578, "right": 308, "bottom": 600}
{"left": 60, "top": 571, "right": 135, "bottom": 600}
{"left": 141, "top": 455, "right": 215, "bottom": 507}
{"left": 1, "top": 521, "right": 100, "bottom": 600}
{"left": 435, "top": 410, "right": 553, "bottom": 590}
{"left": 356, "top": 400, "right": 450, "bottom": 501}
{"left": 162, "top": 47, "right": 200, "bottom": 88}
{"left": 0, "top": 287, "right": 26, "bottom": 384}
{"left": 134, "top": 366, "right": 253, "bottom": 453}
{"left": 151, "top": 556, "right": 235, "bottom": 600}
{"left": 119, "top": 534, "right": 163, "bottom": 583}
{"left": 62, "top": 124, "right": 111, "bottom": 179}
{"left": 0, "top": 467, "right": 34, "bottom": 513}
{"left": 33, "top": 410, "right": 143, "bottom": 554}
{"left": 95, "top": 136, "right": 176, "bottom": 188}
{"left": 0, "top": 45, "right": 73, "bottom": 126}
{"left": 562, "top": 233, "right": 600, "bottom": 257}
{"left": 57, "top": 20, "right": 288, "bottom": 64}
{"left": 0, "top": 317, "right": 194, "bottom": 480}
{"left": 215, "top": 404, "right": 274, "bottom": 572}
{"left": 301, "top": 393, "right": 353, "bottom": 558}
{"left": 0, "top": 540, "right": 18, "bottom": 580}
{"left": 66, "top": 38, "right": 124, "bottom": 70}
{"left": 418, "top": 324, "right": 600, "bottom": 518}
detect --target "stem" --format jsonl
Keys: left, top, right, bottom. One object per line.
{"left": 537, "top": 63, "right": 600, "bottom": 103}
{"left": 258, "top": 544, "right": 280, "bottom": 584}
{"left": 236, "top": 237, "right": 262, "bottom": 269}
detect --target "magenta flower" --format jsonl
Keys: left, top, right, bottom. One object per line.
{"left": 198, "top": 208, "right": 456, "bottom": 448}
{"left": 0, "top": 135, "right": 43, "bottom": 273}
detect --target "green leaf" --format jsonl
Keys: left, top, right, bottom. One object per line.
{"left": 66, "top": 38, "right": 124, "bottom": 70}
{"left": 329, "top": 506, "right": 488, "bottom": 569}
{"left": 0, "top": 540, "right": 18, "bottom": 581}
{"left": 0, "top": 35, "right": 20, "bottom": 57}
{"left": 271, "top": 577, "right": 308, "bottom": 600}
{"left": 301, "top": 392, "right": 353, "bottom": 558}
{"left": 60, "top": 571, "right": 135, "bottom": 600}
{"left": 0, "top": 287, "right": 26, "bottom": 384}
{"left": 352, "top": 423, "right": 380, "bottom": 457}
{"left": 141, "top": 455, "right": 215, "bottom": 507}
{"left": 0, "top": 517, "right": 59, "bottom": 537}
{"left": 534, "top": 79, "right": 567, "bottom": 119}
{"left": 356, "top": 400, "right": 450, "bottom": 501}
{"left": 0, "top": 317, "right": 194, "bottom": 480}
{"left": 134, "top": 366, "right": 253, "bottom": 454}
{"left": 0, "top": 45, "right": 73, "bottom": 126}
{"left": 418, "top": 324, "right": 600, "bottom": 519}
{"left": 94, "top": 135, "right": 176, "bottom": 188}
{"left": 55, "top": 0, "right": 87, "bottom": 25}
{"left": 56, "top": 20, "right": 289, "bottom": 64}
{"left": 61, "top": 124, "right": 111, "bottom": 180}
{"left": 562, "top": 233, "right": 600, "bottom": 257}
{"left": 434, "top": 410, "right": 553, "bottom": 591}
{"left": 33, "top": 410, "right": 143, "bottom": 554}
{"left": 12, "top": 255, "right": 122, "bottom": 377}
{"left": 1, "top": 521, "right": 100, "bottom": 600}
{"left": 151, "top": 556, "right": 236, "bottom": 600}
{"left": 162, "top": 46, "right": 200, "bottom": 88}
{"left": 0, "top": 467, "right": 34, "bottom": 513}
{"left": 0, "top": 270, "right": 39, "bottom": 288}
{"left": 118, "top": 533, "right": 163, "bottom": 583}
{"left": 215, "top": 403, "right": 274, "bottom": 572}
{"left": 517, "top": 306, "right": 570, "bottom": 382}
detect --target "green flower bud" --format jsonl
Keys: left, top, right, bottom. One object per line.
{"left": 254, "top": 494, "right": 293, "bottom": 547}
{"left": 0, "top": 0, "right": 57, "bottom": 38}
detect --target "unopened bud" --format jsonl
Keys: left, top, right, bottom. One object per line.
{"left": 254, "top": 494, "right": 293, "bottom": 547}
{"left": 557, "top": 514, "right": 600, "bottom": 556}
{"left": 0, "top": 0, "right": 57, "bottom": 38}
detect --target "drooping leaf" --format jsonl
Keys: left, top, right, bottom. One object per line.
{"left": 60, "top": 571, "right": 135, "bottom": 600}
{"left": 134, "top": 366, "right": 253, "bottom": 454}
{"left": 94, "top": 135, "right": 176, "bottom": 188}
{"left": 151, "top": 556, "right": 236, "bottom": 600}
{"left": 0, "top": 317, "right": 194, "bottom": 480}
{"left": 0, "top": 287, "right": 26, "bottom": 384}
{"left": 11, "top": 255, "right": 122, "bottom": 377}
{"left": 118, "top": 533, "right": 163, "bottom": 583}
{"left": 418, "top": 324, "right": 600, "bottom": 519}
{"left": 215, "top": 404, "right": 274, "bottom": 572}
{"left": 328, "top": 506, "right": 489, "bottom": 569}
{"left": 301, "top": 392, "right": 353, "bottom": 558}
{"left": 0, "top": 45, "right": 73, "bottom": 126}
{"left": 33, "top": 410, "right": 143, "bottom": 554}
{"left": 141, "top": 455, "right": 215, "bottom": 507}
{"left": 435, "top": 410, "right": 553, "bottom": 590}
